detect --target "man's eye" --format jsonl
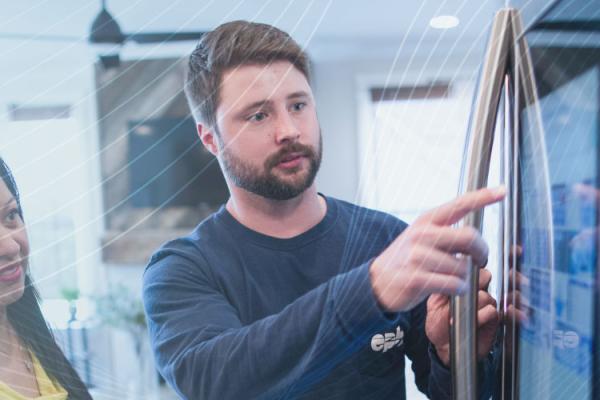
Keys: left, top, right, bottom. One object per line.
{"left": 248, "top": 112, "right": 267, "bottom": 122}
{"left": 292, "top": 102, "right": 306, "bottom": 112}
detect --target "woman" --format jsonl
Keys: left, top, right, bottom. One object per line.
{"left": 0, "top": 157, "right": 91, "bottom": 399}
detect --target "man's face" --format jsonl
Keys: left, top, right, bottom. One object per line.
{"left": 213, "top": 61, "right": 322, "bottom": 200}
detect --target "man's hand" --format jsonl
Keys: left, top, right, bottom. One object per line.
{"left": 369, "top": 186, "right": 505, "bottom": 312}
{"left": 425, "top": 269, "right": 499, "bottom": 366}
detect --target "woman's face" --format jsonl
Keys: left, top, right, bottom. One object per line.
{"left": 0, "top": 178, "right": 29, "bottom": 309}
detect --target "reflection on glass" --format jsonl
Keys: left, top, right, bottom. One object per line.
{"left": 518, "top": 45, "right": 599, "bottom": 399}
{"left": 539, "top": 0, "right": 600, "bottom": 25}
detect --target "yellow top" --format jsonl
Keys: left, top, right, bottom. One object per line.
{"left": 0, "top": 352, "right": 68, "bottom": 400}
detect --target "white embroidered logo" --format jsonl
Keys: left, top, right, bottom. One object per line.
{"left": 370, "top": 326, "right": 404, "bottom": 353}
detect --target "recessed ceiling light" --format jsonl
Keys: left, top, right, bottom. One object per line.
{"left": 429, "top": 15, "right": 460, "bottom": 29}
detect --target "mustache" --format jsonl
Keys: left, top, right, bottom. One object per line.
{"left": 264, "top": 143, "right": 316, "bottom": 169}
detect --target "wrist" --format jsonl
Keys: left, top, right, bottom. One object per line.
{"left": 433, "top": 343, "right": 450, "bottom": 367}
{"left": 369, "top": 258, "right": 389, "bottom": 312}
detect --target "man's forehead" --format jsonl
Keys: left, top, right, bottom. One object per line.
{"left": 219, "top": 61, "right": 311, "bottom": 104}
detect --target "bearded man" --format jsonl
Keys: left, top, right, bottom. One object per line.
{"left": 143, "top": 20, "right": 501, "bottom": 400}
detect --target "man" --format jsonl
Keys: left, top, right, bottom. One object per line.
{"left": 143, "top": 20, "right": 501, "bottom": 399}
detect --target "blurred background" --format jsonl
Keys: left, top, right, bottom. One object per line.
{"left": 0, "top": 0, "right": 549, "bottom": 398}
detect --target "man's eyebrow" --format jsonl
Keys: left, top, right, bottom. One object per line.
{"left": 237, "top": 92, "right": 310, "bottom": 115}
{"left": 287, "top": 91, "right": 310, "bottom": 100}
{"left": 238, "top": 99, "right": 273, "bottom": 115}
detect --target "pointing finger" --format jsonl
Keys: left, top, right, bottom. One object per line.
{"left": 416, "top": 186, "right": 506, "bottom": 227}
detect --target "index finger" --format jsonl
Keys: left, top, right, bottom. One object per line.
{"left": 416, "top": 186, "right": 506, "bottom": 226}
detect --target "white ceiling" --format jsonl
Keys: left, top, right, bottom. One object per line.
{"left": 1, "top": 0, "right": 504, "bottom": 53}
{"left": 0, "top": 0, "right": 507, "bottom": 106}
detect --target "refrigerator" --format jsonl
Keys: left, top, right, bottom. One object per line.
{"left": 451, "top": 1, "right": 600, "bottom": 399}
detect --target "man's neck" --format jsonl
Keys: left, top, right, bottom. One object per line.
{"left": 225, "top": 185, "right": 327, "bottom": 239}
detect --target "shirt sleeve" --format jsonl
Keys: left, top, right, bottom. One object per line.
{"left": 143, "top": 248, "right": 400, "bottom": 400}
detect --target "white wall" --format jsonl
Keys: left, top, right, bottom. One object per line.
{"left": 312, "top": 40, "right": 484, "bottom": 202}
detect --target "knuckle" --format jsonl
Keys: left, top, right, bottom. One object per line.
{"left": 486, "top": 304, "right": 497, "bottom": 314}
{"left": 408, "top": 230, "right": 424, "bottom": 246}
{"left": 405, "top": 276, "right": 423, "bottom": 296}
{"left": 406, "top": 246, "right": 422, "bottom": 264}
{"left": 413, "top": 225, "right": 435, "bottom": 242}
{"left": 479, "top": 291, "right": 496, "bottom": 306}
{"left": 419, "top": 274, "right": 436, "bottom": 293}
{"left": 478, "top": 291, "right": 487, "bottom": 303}
{"left": 441, "top": 276, "right": 458, "bottom": 292}
{"left": 417, "top": 227, "right": 433, "bottom": 243}
{"left": 482, "top": 273, "right": 493, "bottom": 286}
{"left": 403, "top": 267, "right": 421, "bottom": 284}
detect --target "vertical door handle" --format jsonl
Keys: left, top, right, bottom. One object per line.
{"left": 451, "top": 8, "right": 515, "bottom": 400}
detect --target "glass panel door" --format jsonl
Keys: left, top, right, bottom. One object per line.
{"left": 515, "top": 9, "right": 600, "bottom": 400}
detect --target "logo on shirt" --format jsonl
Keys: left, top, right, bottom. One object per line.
{"left": 370, "top": 326, "right": 404, "bottom": 353}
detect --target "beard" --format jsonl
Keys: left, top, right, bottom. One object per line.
{"left": 220, "top": 135, "right": 322, "bottom": 200}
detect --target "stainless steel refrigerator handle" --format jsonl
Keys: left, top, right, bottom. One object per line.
{"left": 450, "top": 9, "right": 515, "bottom": 400}
{"left": 500, "top": 11, "right": 535, "bottom": 400}
{"left": 505, "top": 11, "right": 550, "bottom": 400}
{"left": 499, "top": 75, "right": 514, "bottom": 400}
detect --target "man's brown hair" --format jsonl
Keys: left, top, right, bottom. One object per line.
{"left": 184, "top": 20, "right": 311, "bottom": 131}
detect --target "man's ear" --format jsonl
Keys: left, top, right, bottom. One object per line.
{"left": 197, "top": 123, "right": 219, "bottom": 156}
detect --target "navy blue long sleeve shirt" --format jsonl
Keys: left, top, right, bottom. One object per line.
{"left": 143, "top": 195, "right": 455, "bottom": 399}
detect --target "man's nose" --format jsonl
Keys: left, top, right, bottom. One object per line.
{"left": 274, "top": 112, "right": 300, "bottom": 144}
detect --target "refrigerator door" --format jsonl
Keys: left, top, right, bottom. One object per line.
{"left": 451, "top": 8, "right": 523, "bottom": 399}
{"left": 512, "top": 3, "right": 600, "bottom": 398}
{"left": 509, "top": 0, "right": 600, "bottom": 32}
{"left": 454, "top": 1, "right": 600, "bottom": 398}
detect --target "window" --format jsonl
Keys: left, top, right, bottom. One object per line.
{"left": 358, "top": 80, "right": 474, "bottom": 223}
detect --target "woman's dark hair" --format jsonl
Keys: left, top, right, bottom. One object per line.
{"left": 1, "top": 158, "right": 92, "bottom": 399}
